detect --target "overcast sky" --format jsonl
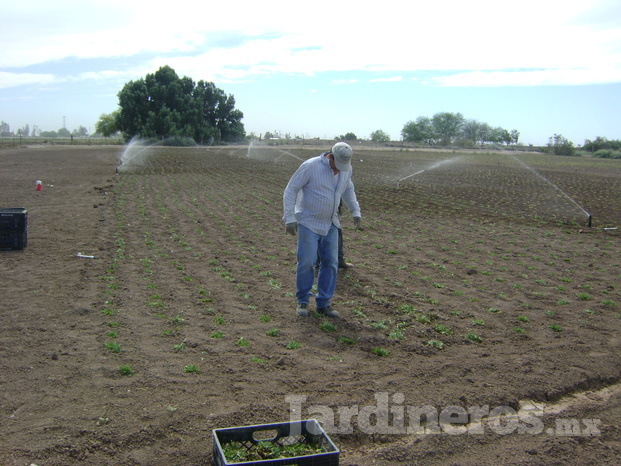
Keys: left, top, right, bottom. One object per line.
{"left": 1, "top": 0, "right": 620, "bottom": 145}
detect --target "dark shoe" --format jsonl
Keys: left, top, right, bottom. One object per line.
{"left": 296, "top": 303, "right": 309, "bottom": 317}
{"left": 338, "top": 262, "right": 354, "bottom": 269}
{"left": 317, "top": 305, "right": 340, "bottom": 318}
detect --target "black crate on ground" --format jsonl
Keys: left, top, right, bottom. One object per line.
{"left": 0, "top": 231, "right": 27, "bottom": 250}
{"left": 213, "top": 419, "right": 339, "bottom": 466}
{"left": 0, "top": 208, "right": 28, "bottom": 230}
{"left": 0, "top": 208, "right": 28, "bottom": 250}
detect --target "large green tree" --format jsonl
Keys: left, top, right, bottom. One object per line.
{"left": 432, "top": 112, "right": 464, "bottom": 146}
{"left": 401, "top": 116, "right": 435, "bottom": 144}
{"left": 114, "top": 66, "right": 245, "bottom": 144}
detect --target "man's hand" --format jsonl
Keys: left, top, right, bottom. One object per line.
{"left": 285, "top": 222, "right": 298, "bottom": 236}
{"left": 353, "top": 217, "right": 363, "bottom": 230}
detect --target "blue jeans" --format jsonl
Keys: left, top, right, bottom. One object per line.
{"left": 296, "top": 224, "right": 338, "bottom": 308}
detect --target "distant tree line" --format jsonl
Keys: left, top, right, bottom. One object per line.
{"left": 401, "top": 112, "right": 519, "bottom": 147}
{"left": 0, "top": 121, "right": 89, "bottom": 138}
{"left": 583, "top": 137, "right": 621, "bottom": 159}
{"left": 96, "top": 66, "right": 245, "bottom": 144}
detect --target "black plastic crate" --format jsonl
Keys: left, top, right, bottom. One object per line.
{"left": 213, "top": 419, "right": 339, "bottom": 466}
{"left": 0, "top": 208, "right": 28, "bottom": 231}
{"left": 0, "top": 231, "right": 27, "bottom": 250}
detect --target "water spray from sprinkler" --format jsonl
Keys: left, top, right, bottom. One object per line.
{"left": 510, "top": 155, "right": 593, "bottom": 227}
{"left": 397, "top": 157, "right": 460, "bottom": 188}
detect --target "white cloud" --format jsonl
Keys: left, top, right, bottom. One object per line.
{"left": 370, "top": 77, "right": 403, "bottom": 83}
{"left": 1, "top": 0, "right": 620, "bottom": 87}
{"left": 433, "top": 67, "right": 621, "bottom": 87}
{"left": 0, "top": 72, "right": 58, "bottom": 90}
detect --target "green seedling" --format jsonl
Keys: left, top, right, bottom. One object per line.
{"left": 266, "top": 328, "right": 280, "bottom": 337}
{"left": 236, "top": 337, "right": 250, "bottom": 347}
{"left": 427, "top": 340, "right": 444, "bottom": 349}
{"left": 286, "top": 341, "right": 301, "bottom": 350}
{"left": 389, "top": 328, "right": 405, "bottom": 340}
{"left": 210, "top": 331, "right": 224, "bottom": 338}
{"left": 577, "top": 292, "right": 592, "bottom": 301}
{"left": 119, "top": 364, "right": 134, "bottom": 376}
{"left": 171, "top": 315, "right": 185, "bottom": 325}
{"left": 320, "top": 322, "right": 337, "bottom": 332}
{"left": 466, "top": 332, "right": 483, "bottom": 343}
{"left": 371, "top": 347, "right": 390, "bottom": 357}
{"left": 173, "top": 343, "right": 186, "bottom": 352}
{"left": 104, "top": 341, "right": 122, "bottom": 353}
{"left": 550, "top": 324, "right": 563, "bottom": 332}
{"left": 338, "top": 336, "right": 356, "bottom": 345}
{"left": 183, "top": 364, "right": 200, "bottom": 373}
{"left": 434, "top": 324, "right": 452, "bottom": 335}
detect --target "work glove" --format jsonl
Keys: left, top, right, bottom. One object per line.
{"left": 285, "top": 222, "right": 298, "bottom": 236}
{"left": 353, "top": 217, "right": 363, "bottom": 230}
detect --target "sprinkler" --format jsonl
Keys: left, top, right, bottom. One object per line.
{"left": 510, "top": 155, "right": 593, "bottom": 228}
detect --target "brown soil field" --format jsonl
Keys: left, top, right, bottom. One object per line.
{"left": 1, "top": 144, "right": 620, "bottom": 465}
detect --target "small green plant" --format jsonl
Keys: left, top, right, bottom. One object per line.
{"left": 577, "top": 292, "right": 592, "bottom": 301}
{"left": 427, "top": 339, "right": 444, "bottom": 349}
{"left": 338, "top": 336, "right": 356, "bottom": 345}
{"left": 119, "top": 364, "right": 134, "bottom": 376}
{"left": 371, "top": 347, "right": 390, "bottom": 357}
{"left": 266, "top": 328, "right": 280, "bottom": 337}
{"left": 472, "top": 319, "right": 485, "bottom": 326}
{"left": 389, "top": 328, "right": 405, "bottom": 340}
{"left": 550, "top": 324, "right": 563, "bottom": 332}
{"left": 210, "top": 331, "right": 224, "bottom": 338}
{"left": 101, "top": 307, "right": 117, "bottom": 316}
{"left": 513, "top": 327, "right": 525, "bottom": 334}
{"left": 173, "top": 342, "right": 186, "bottom": 352}
{"left": 398, "top": 303, "right": 416, "bottom": 314}
{"left": 320, "top": 321, "right": 337, "bottom": 332}
{"left": 433, "top": 324, "right": 452, "bottom": 335}
{"left": 236, "top": 337, "right": 250, "bottom": 347}
{"left": 517, "top": 315, "right": 530, "bottom": 323}
{"left": 171, "top": 315, "right": 185, "bottom": 325}
{"left": 184, "top": 364, "right": 200, "bottom": 373}
{"left": 465, "top": 332, "right": 483, "bottom": 343}
{"left": 286, "top": 341, "right": 302, "bottom": 350}
{"left": 371, "top": 321, "right": 387, "bottom": 330}
{"left": 251, "top": 356, "right": 267, "bottom": 364}
{"left": 104, "top": 341, "right": 122, "bottom": 353}
{"left": 260, "top": 314, "right": 272, "bottom": 323}
{"left": 416, "top": 314, "right": 431, "bottom": 324}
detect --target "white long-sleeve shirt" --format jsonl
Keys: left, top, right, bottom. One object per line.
{"left": 283, "top": 153, "right": 361, "bottom": 236}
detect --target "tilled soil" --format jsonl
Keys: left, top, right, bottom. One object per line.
{"left": 1, "top": 144, "right": 620, "bottom": 465}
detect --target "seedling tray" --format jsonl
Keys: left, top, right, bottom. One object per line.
{"left": 212, "top": 419, "right": 339, "bottom": 466}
